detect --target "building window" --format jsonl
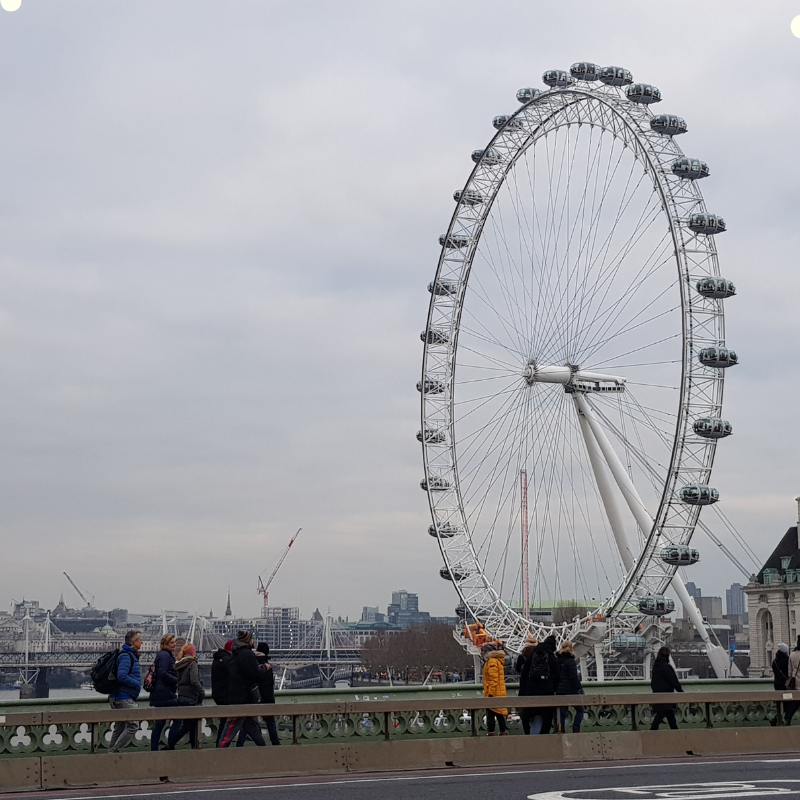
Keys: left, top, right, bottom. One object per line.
{"left": 793, "top": 611, "right": 796, "bottom": 625}
{"left": 759, "top": 594, "right": 769, "bottom": 603}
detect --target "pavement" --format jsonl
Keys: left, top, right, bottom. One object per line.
{"left": 3, "top": 755, "right": 800, "bottom": 800}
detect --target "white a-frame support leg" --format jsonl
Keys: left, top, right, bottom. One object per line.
{"left": 573, "top": 392, "right": 730, "bottom": 679}
{"left": 575, "top": 398, "right": 636, "bottom": 572}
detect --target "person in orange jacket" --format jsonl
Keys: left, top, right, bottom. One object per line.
{"left": 482, "top": 643, "right": 508, "bottom": 735}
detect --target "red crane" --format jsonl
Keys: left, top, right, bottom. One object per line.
{"left": 257, "top": 528, "right": 301, "bottom": 615}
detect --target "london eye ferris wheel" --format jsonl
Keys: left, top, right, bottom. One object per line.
{"left": 418, "top": 63, "right": 737, "bottom": 677}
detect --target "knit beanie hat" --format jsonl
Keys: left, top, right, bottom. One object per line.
{"left": 179, "top": 643, "right": 196, "bottom": 658}
{"left": 779, "top": 642, "right": 790, "bottom": 654}
{"left": 236, "top": 630, "right": 254, "bottom": 645}
{"left": 223, "top": 640, "right": 233, "bottom": 653}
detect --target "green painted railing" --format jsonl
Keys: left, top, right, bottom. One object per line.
{"left": 0, "top": 680, "right": 782, "bottom": 757}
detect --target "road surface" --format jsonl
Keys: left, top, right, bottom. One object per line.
{"left": 3, "top": 755, "right": 800, "bottom": 800}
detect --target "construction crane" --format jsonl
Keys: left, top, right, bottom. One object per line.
{"left": 63, "top": 572, "right": 95, "bottom": 609}
{"left": 257, "top": 528, "right": 301, "bottom": 616}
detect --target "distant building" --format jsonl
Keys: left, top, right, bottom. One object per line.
{"left": 744, "top": 498, "right": 800, "bottom": 676}
{"left": 685, "top": 582, "right": 701, "bottom": 598}
{"left": 726, "top": 583, "right": 747, "bottom": 619}
{"left": 697, "top": 596, "right": 723, "bottom": 623}
{"left": 387, "top": 590, "right": 430, "bottom": 628}
{"left": 361, "top": 606, "right": 385, "bottom": 624}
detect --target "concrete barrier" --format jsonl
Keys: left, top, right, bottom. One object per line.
{"left": 1, "top": 727, "right": 796, "bottom": 792}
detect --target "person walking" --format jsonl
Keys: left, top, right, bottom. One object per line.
{"left": 523, "top": 635, "right": 560, "bottom": 734}
{"left": 771, "top": 643, "right": 790, "bottom": 726}
{"left": 482, "top": 643, "right": 508, "bottom": 736}
{"left": 555, "top": 640, "right": 584, "bottom": 733}
{"left": 255, "top": 642, "right": 281, "bottom": 746}
{"left": 218, "top": 631, "right": 266, "bottom": 747}
{"left": 650, "top": 646, "right": 683, "bottom": 730}
{"left": 108, "top": 630, "right": 142, "bottom": 753}
{"left": 785, "top": 637, "right": 800, "bottom": 725}
{"left": 149, "top": 634, "right": 179, "bottom": 751}
{"left": 166, "top": 643, "right": 205, "bottom": 749}
{"left": 211, "top": 640, "right": 233, "bottom": 746}
{"left": 516, "top": 643, "right": 536, "bottom": 735}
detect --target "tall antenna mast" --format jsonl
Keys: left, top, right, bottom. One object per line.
{"left": 521, "top": 469, "right": 529, "bottom": 620}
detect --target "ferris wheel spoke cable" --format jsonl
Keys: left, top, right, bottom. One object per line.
{"left": 570, "top": 199, "right": 666, "bottom": 358}
{"left": 538, "top": 173, "right": 663, "bottom": 365}
{"left": 571, "top": 238, "right": 675, "bottom": 360}
{"left": 568, "top": 181, "right": 663, "bottom": 345}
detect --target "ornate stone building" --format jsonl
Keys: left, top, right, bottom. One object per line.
{"left": 744, "top": 498, "right": 800, "bottom": 676}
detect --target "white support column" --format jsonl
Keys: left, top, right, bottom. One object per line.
{"left": 573, "top": 392, "right": 729, "bottom": 679}
{"left": 575, "top": 397, "right": 636, "bottom": 572}
{"left": 593, "top": 643, "right": 605, "bottom": 682}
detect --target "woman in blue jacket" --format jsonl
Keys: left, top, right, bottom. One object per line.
{"left": 149, "top": 634, "right": 178, "bottom": 751}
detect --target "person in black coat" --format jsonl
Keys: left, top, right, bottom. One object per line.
{"left": 149, "top": 634, "right": 179, "bottom": 751}
{"left": 217, "top": 631, "right": 266, "bottom": 747}
{"left": 772, "top": 643, "right": 791, "bottom": 727}
{"left": 521, "top": 635, "right": 560, "bottom": 734}
{"left": 650, "top": 646, "right": 683, "bottom": 730}
{"left": 211, "top": 641, "right": 233, "bottom": 746}
{"left": 255, "top": 642, "right": 281, "bottom": 746}
{"left": 516, "top": 643, "right": 536, "bottom": 735}
{"left": 556, "top": 641, "right": 584, "bottom": 733}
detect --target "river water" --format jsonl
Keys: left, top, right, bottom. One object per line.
{"left": 0, "top": 687, "right": 104, "bottom": 701}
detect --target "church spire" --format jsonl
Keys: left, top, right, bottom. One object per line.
{"left": 225, "top": 588, "right": 232, "bottom": 617}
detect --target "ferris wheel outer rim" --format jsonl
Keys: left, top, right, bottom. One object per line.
{"left": 420, "top": 81, "right": 726, "bottom": 652}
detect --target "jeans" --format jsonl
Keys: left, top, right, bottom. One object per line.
{"left": 166, "top": 697, "right": 202, "bottom": 749}
{"left": 559, "top": 705, "right": 585, "bottom": 731}
{"left": 109, "top": 697, "right": 138, "bottom": 751}
{"left": 150, "top": 697, "right": 178, "bottom": 751}
{"left": 263, "top": 715, "right": 281, "bottom": 746}
{"left": 528, "top": 708, "right": 554, "bottom": 734}
{"left": 529, "top": 714, "right": 544, "bottom": 735}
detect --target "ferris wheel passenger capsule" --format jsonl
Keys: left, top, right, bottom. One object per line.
{"left": 698, "top": 346, "right": 738, "bottom": 368}
{"left": 650, "top": 114, "right": 688, "bottom": 136}
{"left": 688, "top": 213, "right": 726, "bottom": 235}
{"left": 625, "top": 83, "right": 662, "bottom": 104}
{"left": 493, "top": 115, "right": 523, "bottom": 131}
{"left": 439, "top": 233, "right": 471, "bottom": 249}
{"left": 516, "top": 87, "right": 543, "bottom": 103}
{"left": 637, "top": 596, "right": 676, "bottom": 615}
{"left": 439, "top": 566, "right": 468, "bottom": 581}
{"left": 611, "top": 634, "right": 646, "bottom": 651}
{"left": 696, "top": 277, "right": 736, "bottom": 299}
{"left": 471, "top": 147, "right": 503, "bottom": 165}
{"left": 570, "top": 62, "right": 600, "bottom": 81}
{"left": 429, "top": 522, "right": 460, "bottom": 538}
{"left": 660, "top": 545, "right": 700, "bottom": 566}
{"left": 454, "top": 189, "right": 484, "bottom": 206}
{"left": 680, "top": 484, "right": 719, "bottom": 506}
{"left": 428, "top": 279, "right": 459, "bottom": 297}
{"left": 421, "top": 328, "right": 450, "bottom": 345}
{"left": 421, "top": 475, "right": 451, "bottom": 492}
{"left": 672, "top": 158, "right": 710, "bottom": 180}
{"left": 693, "top": 418, "right": 733, "bottom": 439}
{"left": 417, "top": 378, "right": 446, "bottom": 394}
{"left": 598, "top": 66, "right": 633, "bottom": 86}
{"left": 542, "top": 70, "right": 573, "bottom": 88}
{"left": 417, "top": 428, "right": 446, "bottom": 444}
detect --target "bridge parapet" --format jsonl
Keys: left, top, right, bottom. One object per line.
{"left": 0, "top": 684, "right": 786, "bottom": 759}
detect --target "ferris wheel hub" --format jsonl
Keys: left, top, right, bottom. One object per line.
{"left": 522, "top": 362, "right": 626, "bottom": 393}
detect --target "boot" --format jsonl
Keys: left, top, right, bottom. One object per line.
{"left": 487, "top": 732, "right": 496, "bottom": 736}
{"left": 499, "top": 731, "right": 508, "bottom": 736}
{"left": 572, "top": 725, "right": 581, "bottom": 733}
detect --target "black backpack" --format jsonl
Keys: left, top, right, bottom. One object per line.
{"left": 91, "top": 649, "right": 121, "bottom": 694}
{"left": 529, "top": 651, "right": 551, "bottom": 684}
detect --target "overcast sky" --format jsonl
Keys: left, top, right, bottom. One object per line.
{"left": 0, "top": 1, "right": 798, "bottom": 622}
